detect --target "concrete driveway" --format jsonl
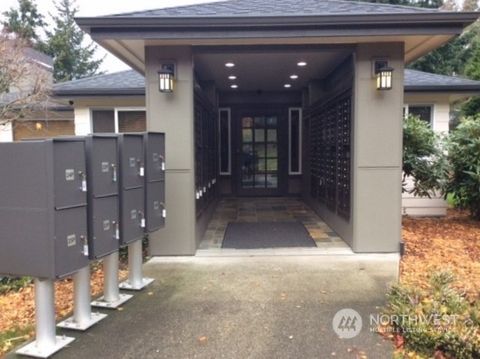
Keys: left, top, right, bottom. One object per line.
{"left": 14, "top": 255, "right": 398, "bottom": 359}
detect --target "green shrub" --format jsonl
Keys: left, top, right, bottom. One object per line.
{"left": 384, "top": 271, "right": 480, "bottom": 358}
{"left": 0, "top": 276, "right": 32, "bottom": 295}
{"left": 403, "top": 115, "right": 447, "bottom": 197}
{"left": 445, "top": 115, "right": 480, "bottom": 219}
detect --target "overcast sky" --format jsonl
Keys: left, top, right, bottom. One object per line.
{"left": 0, "top": 0, "right": 222, "bottom": 73}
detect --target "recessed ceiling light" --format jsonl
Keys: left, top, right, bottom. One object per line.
{"left": 290, "top": 74, "right": 299, "bottom": 80}
{"left": 228, "top": 75, "right": 237, "bottom": 80}
{"left": 225, "top": 62, "right": 235, "bottom": 68}
{"left": 231, "top": 84, "right": 238, "bottom": 89}
{"left": 297, "top": 61, "right": 307, "bottom": 67}
{"left": 284, "top": 84, "right": 292, "bottom": 88}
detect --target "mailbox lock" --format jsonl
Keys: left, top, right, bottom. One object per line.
{"left": 139, "top": 210, "right": 146, "bottom": 228}
{"left": 111, "top": 164, "right": 117, "bottom": 182}
{"left": 137, "top": 159, "right": 145, "bottom": 177}
{"left": 80, "top": 235, "right": 89, "bottom": 257}
{"left": 112, "top": 220, "right": 120, "bottom": 240}
{"left": 78, "top": 170, "right": 87, "bottom": 192}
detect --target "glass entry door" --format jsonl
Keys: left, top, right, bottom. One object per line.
{"left": 238, "top": 115, "right": 279, "bottom": 195}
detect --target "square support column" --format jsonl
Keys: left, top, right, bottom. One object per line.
{"left": 145, "top": 46, "right": 196, "bottom": 255}
{"left": 352, "top": 43, "right": 404, "bottom": 253}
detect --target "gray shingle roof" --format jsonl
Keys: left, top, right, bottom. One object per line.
{"left": 53, "top": 69, "right": 480, "bottom": 96}
{"left": 110, "top": 0, "right": 437, "bottom": 18}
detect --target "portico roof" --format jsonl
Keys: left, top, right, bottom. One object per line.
{"left": 75, "top": 0, "right": 479, "bottom": 72}
{"left": 53, "top": 69, "right": 480, "bottom": 97}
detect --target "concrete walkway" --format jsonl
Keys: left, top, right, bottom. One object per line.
{"left": 15, "top": 255, "right": 397, "bottom": 359}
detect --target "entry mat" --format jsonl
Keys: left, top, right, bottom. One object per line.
{"left": 222, "top": 221, "right": 317, "bottom": 249}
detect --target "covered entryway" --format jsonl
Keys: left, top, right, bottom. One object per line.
{"left": 198, "top": 197, "right": 349, "bottom": 252}
{"left": 74, "top": 0, "right": 477, "bottom": 256}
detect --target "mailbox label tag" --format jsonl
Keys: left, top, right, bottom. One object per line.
{"left": 130, "top": 209, "right": 137, "bottom": 220}
{"left": 152, "top": 153, "right": 159, "bottom": 162}
{"left": 129, "top": 157, "right": 136, "bottom": 167}
{"left": 65, "top": 169, "right": 75, "bottom": 181}
{"left": 101, "top": 162, "right": 110, "bottom": 173}
{"left": 67, "top": 234, "right": 76, "bottom": 247}
{"left": 103, "top": 219, "right": 111, "bottom": 231}
{"left": 153, "top": 201, "right": 160, "bottom": 210}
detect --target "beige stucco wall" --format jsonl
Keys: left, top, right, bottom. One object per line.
{"left": 144, "top": 46, "right": 197, "bottom": 256}
{"left": 352, "top": 43, "right": 404, "bottom": 252}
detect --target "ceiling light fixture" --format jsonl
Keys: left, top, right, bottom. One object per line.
{"left": 225, "top": 62, "right": 235, "bottom": 68}
{"left": 284, "top": 84, "right": 292, "bottom": 88}
{"left": 228, "top": 75, "right": 237, "bottom": 80}
{"left": 297, "top": 61, "right": 307, "bottom": 67}
{"left": 290, "top": 75, "right": 299, "bottom": 80}
{"left": 231, "top": 84, "right": 238, "bottom": 89}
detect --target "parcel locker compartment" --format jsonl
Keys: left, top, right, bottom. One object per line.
{"left": 121, "top": 135, "right": 144, "bottom": 190}
{"left": 54, "top": 141, "right": 87, "bottom": 209}
{"left": 145, "top": 181, "right": 165, "bottom": 232}
{"left": 120, "top": 187, "right": 145, "bottom": 245}
{"left": 54, "top": 206, "right": 89, "bottom": 278}
{"left": 145, "top": 133, "right": 165, "bottom": 182}
{"left": 89, "top": 196, "right": 119, "bottom": 259}
{"left": 90, "top": 137, "right": 119, "bottom": 197}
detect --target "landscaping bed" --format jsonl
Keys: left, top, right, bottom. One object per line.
{"left": 0, "top": 265, "right": 127, "bottom": 355}
{"left": 388, "top": 209, "right": 480, "bottom": 358}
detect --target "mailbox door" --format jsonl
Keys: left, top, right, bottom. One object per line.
{"left": 90, "top": 196, "right": 119, "bottom": 259}
{"left": 145, "top": 181, "right": 165, "bottom": 232}
{"left": 146, "top": 133, "right": 165, "bottom": 182}
{"left": 54, "top": 206, "right": 89, "bottom": 278}
{"left": 54, "top": 141, "right": 87, "bottom": 209}
{"left": 91, "top": 137, "right": 119, "bottom": 197}
{"left": 121, "top": 135, "right": 144, "bottom": 190}
{"left": 120, "top": 187, "right": 145, "bottom": 245}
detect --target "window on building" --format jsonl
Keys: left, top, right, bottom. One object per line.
{"left": 289, "top": 108, "right": 302, "bottom": 175}
{"left": 91, "top": 108, "right": 146, "bottom": 133}
{"left": 118, "top": 110, "right": 146, "bottom": 133}
{"left": 218, "top": 108, "right": 231, "bottom": 175}
{"left": 404, "top": 105, "right": 433, "bottom": 125}
{"left": 92, "top": 110, "right": 115, "bottom": 132}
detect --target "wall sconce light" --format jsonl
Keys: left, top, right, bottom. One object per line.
{"left": 35, "top": 122, "right": 43, "bottom": 130}
{"left": 158, "top": 63, "right": 175, "bottom": 93}
{"left": 373, "top": 59, "right": 394, "bottom": 91}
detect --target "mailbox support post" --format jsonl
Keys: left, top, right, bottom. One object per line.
{"left": 57, "top": 266, "right": 107, "bottom": 331}
{"left": 91, "top": 251, "right": 133, "bottom": 308}
{"left": 119, "top": 239, "right": 154, "bottom": 290}
{"left": 16, "top": 278, "right": 75, "bottom": 358}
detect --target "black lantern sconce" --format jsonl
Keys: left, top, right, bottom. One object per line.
{"left": 373, "top": 59, "right": 394, "bottom": 91}
{"left": 158, "top": 63, "right": 175, "bottom": 93}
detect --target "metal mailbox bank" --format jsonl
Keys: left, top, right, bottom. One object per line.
{"left": 0, "top": 138, "right": 89, "bottom": 279}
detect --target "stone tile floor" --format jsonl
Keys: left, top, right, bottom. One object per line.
{"left": 199, "top": 197, "right": 347, "bottom": 250}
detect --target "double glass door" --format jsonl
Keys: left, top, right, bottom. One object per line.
{"left": 238, "top": 114, "right": 280, "bottom": 195}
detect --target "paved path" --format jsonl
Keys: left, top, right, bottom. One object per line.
{"left": 12, "top": 255, "right": 397, "bottom": 359}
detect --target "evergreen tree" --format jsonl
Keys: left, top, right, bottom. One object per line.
{"left": 2, "top": 0, "right": 45, "bottom": 46}
{"left": 45, "top": 0, "right": 103, "bottom": 82}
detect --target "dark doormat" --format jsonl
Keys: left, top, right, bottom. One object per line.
{"left": 222, "top": 222, "right": 317, "bottom": 249}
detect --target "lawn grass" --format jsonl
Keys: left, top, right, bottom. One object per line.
{"left": 0, "top": 325, "right": 33, "bottom": 355}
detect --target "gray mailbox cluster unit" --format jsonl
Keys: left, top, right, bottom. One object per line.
{"left": 144, "top": 132, "right": 166, "bottom": 232}
{"left": 118, "top": 133, "right": 146, "bottom": 245}
{"left": 0, "top": 138, "right": 90, "bottom": 279}
{"left": 85, "top": 134, "right": 120, "bottom": 259}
